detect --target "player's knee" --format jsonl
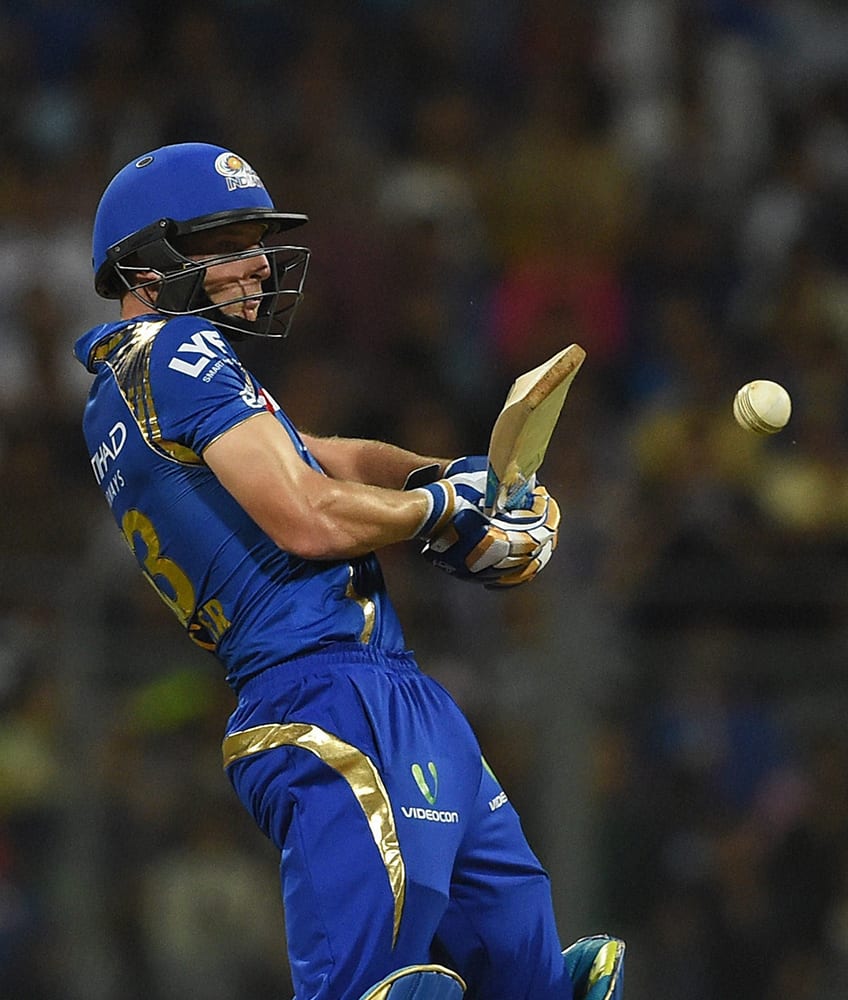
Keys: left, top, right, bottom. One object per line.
{"left": 357, "top": 964, "right": 465, "bottom": 1000}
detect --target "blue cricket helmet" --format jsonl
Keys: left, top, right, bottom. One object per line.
{"left": 92, "top": 142, "right": 310, "bottom": 338}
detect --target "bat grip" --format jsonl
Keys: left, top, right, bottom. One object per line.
{"left": 495, "top": 475, "right": 532, "bottom": 514}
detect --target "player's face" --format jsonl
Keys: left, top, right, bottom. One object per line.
{"left": 179, "top": 222, "right": 271, "bottom": 323}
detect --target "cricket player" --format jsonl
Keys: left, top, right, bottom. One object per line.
{"left": 74, "top": 143, "right": 624, "bottom": 1000}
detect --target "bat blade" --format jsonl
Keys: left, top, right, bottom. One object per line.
{"left": 484, "top": 344, "right": 586, "bottom": 514}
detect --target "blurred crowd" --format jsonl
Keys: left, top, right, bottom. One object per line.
{"left": 2, "top": 1, "right": 848, "bottom": 998}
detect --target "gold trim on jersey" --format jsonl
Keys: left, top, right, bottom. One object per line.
{"left": 92, "top": 320, "right": 204, "bottom": 464}
{"left": 222, "top": 722, "right": 406, "bottom": 945}
{"left": 346, "top": 566, "right": 376, "bottom": 642}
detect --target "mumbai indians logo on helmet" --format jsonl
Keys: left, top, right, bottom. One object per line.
{"left": 214, "top": 152, "right": 264, "bottom": 192}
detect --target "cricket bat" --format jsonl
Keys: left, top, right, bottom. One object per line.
{"left": 484, "top": 344, "right": 586, "bottom": 515}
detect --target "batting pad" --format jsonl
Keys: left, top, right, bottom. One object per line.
{"left": 563, "top": 935, "right": 626, "bottom": 1000}
{"left": 358, "top": 964, "right": 465, "bottom": 1000}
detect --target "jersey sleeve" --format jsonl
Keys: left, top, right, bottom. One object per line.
{"left": 149, "top": 317, "right": 271, "bottom": 455}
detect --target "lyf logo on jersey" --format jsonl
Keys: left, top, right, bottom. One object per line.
{"left": 167, "top": 329, "right": 229, "bottom": 378}
{"left": 214, "top": 152, "right": 264, "bottom": 192}
{"left": 167, "top": 330, "right": 265, "bottom": 409}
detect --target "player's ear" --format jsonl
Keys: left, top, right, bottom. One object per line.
{"left": 128, "top": 271, "right": 160, "bottom": 302}
{"left": 119, "top": 270, "right": 161, "bottom": 317}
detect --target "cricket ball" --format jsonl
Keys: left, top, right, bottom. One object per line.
{"left": 733, "top": 380, "right": 792, "bottom": 435}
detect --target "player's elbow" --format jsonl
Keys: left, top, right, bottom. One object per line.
{"left": 262, "top": 489, "right": 366, "bottom": 561}
{"left": 275, "top": 524, "right": 344, "bottom": 560}
{"left": 264, "top": 511, "right": 341, "bottom": 560}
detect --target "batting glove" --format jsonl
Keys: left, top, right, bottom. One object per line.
{"left": 404, "top": 456, "right": 489, "bottom": 501}
{"left": 435, "top": 455, "right": 537, "bottom": 513}
{"left": 478, "top": 486, "right": 560, "bottom": 588}
{"left": 417, "top": 483, "right": 559, "bottom": 586}
{"left": 402, "top": 463, "right": 443, "bottom": 491}
{"left": 404, "top": 457, "right": 491, "bottom": 542}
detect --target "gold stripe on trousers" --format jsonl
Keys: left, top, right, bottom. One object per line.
{"left": 223, "top": 722, "right": 406, "bottom": 946}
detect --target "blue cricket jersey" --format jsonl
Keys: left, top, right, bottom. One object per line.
{"left": 74, "top": 315, "right": 576, "bottom": 1000}
{"left": 73, "top": 315, "right": 407, "bottom": 689}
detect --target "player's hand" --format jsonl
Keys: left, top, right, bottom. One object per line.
{"left": 415, "top": 455, "right": 537, "bottom": 514}
{"left": 404, "top": 455, "right": 489, "bottom": 499}
{"left": 442, "top": 455, "right": 488, "bottom": 510}
{"left": 415, "top": 480, "right": 559, "bottom": 586}
{"left": 482, "top": 496, "right": 560, "bottom": 588}
{"left": 478, "top": 487, "right": 560, "bottom": 588}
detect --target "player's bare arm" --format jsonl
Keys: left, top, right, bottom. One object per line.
{"left": 204, "top": 412, "right": 432, "bottom": 559}
{"left": 300, "top": 432, "right": 448, "bottom": 489}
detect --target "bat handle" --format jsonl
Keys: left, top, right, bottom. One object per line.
{"left": 496, "top": 475, "right": 532, "bottom": 514}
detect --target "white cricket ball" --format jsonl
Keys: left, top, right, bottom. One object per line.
{"left": 733, "top": 380, "right": 792, "bottom": 435}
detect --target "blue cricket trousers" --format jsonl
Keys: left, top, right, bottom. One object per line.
{"left": 223, "top": 644, "right": 571, "bottom": 1000}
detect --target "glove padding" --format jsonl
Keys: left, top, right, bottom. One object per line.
{"left": 407, "top": 456, "right": 492, "bottom": 539}
{"left": 563, "top": 935, "right": 625, "bottom": 1000}
{"left": 440, "top": 455, "right": 489, "bottom": 503}
{"left": 405, "top": 456, "right": 538, "bottom": 511}
{"left": 415, "top": 478, "right": 559, "bottom": 588}
{"left": 439, "top": 455, "right": 538, "bottom": 515}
